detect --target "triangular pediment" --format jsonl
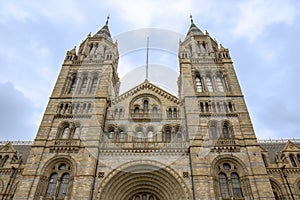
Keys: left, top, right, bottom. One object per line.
{"left": 0, "top": 142, "right": 16, "bottom": 153}
{"left": 112, "top": 81, "right": 179, "bottom": 105}
{"left": 282, "top": 140, "right": 300, "bottom": 152}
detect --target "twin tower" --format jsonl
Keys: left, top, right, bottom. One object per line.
{"left": 11, "top": 17, "right": 290, "bottom": 200}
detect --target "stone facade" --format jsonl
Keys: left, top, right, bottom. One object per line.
{"left": 0, "top": 17, "right": 300, "bottom": 200}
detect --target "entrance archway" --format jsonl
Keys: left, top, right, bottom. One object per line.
{"left": 97, "top": 160, "right": 191, "bottom": 200}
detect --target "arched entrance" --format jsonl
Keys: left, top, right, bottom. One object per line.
{"left": 97, "top": 160, "right": 191, "bottom": 200}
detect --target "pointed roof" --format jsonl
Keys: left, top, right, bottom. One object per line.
{"left": 0, "top": 142, "right": 16, "bottom": 153}
{"left": 186, "top": 15, "right": 204, "bottom": 38}
{"left": 112, "top": 81, "right": 179, "bottom": 105}
{"left": 94, "top": 16, "right": 112, "bottom": 39}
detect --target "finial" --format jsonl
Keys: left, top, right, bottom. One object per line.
{"left": 106, "top": 15, "right": 110, "bottom": 25}
{"left": 190, "top": 13, "right": 193, "bottom": 23}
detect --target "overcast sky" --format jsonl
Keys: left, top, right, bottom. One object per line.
{"left": 0, "top": 0, "right": 299, "bottom": 141}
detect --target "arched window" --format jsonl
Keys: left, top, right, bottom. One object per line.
{"left": 57, "top": 173, "right": 70, "bottom": 198}
{"left": 206, "top": 76, "right": 214, "bottom": 92}
{"left": 173, "top": 108, "right": 177, "bottom": 118}
{"left": 108, "top": 127, "right": 114, "bottom": 141}
{"left": 216, "top": 76, "right": 224, "bottom": 92}
{"left": 136, "top": 127, "right": 143, "bottom": 141}
{"left": 218, "top": 173, "right": 230, "bottom": 198}
{"left": 195, "top": 75, "right": 202, "bottom": 92}
{"left": 165, "top": 129, "right": 171, "bottom": 142}
{"left": 143, "top": 100, "right": 149, "bottom": 112}
{"left": 147, "top": 130, "right": 153, "bottom": 141}
{"left": 62, "top": 125, "right": 70, "bottom": 139}
{"left": 90, "top": 76, "right": 98, "bottom": 94}
{"left": 119, "top": 128, "right": 125, "bottom": 141}
{"left": 69, "top": 77, "right": 77, "bottom": 94}
{"left": 119, "top": 109, "right": 123, "bottom": 118}
{"left": 45, "top": 173, "right": 58, "bottom": 198}
{"left": 134, "top": 107, "right": 139, "bottom": 113}
{"left": 79, "top": 76, "right": 88, "bottom": 94}
{"left": 289, "top": 154, "right": 297, "bottom": 167}
{"left": 73, "top": 124, "right": 80, "bottom": 139}
{"left": 222, "top": 123, "right": 230, "bottom": 139}
{"left": 152, "top": 106, "right": 158, "bottom": 113}
{"left": 168, "top": 108, "right": 172, "bottom": 119}
{"left": 210, "top": 123, "right": 218, "bottom": 140}
{"left": 231, "top": 173, "right": 243, "bottom": 198}
{"left": 43, "top": 162, "right": 72, "bottom": 199}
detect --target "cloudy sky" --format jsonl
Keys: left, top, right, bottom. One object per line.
{"left": 0, "top": 0, "right": 299, "bottom": 141}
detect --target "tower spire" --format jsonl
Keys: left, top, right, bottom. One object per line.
{"left": 146, "top": 37, "right": 149, "bottom": 81}
{"left": 106, "top": 15, "right": 110, "bottom": 25}
{"left": 190, "top": 13, "right": 193, "bottom": 23}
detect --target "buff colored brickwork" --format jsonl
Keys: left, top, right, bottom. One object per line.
{"left": 0, "top": 17, "right": 299, "bottom": 200}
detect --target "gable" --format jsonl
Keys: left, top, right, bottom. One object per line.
{"left": 0, "top": 142, "right": 16, "bottom": 153}
{"left": 111, "top": 81, "right": 179, "bottom": 106}
{"left": 282, "top": 140, "right": 300, "bottom": 152}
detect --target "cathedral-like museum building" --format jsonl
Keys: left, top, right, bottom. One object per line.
{"left": 1, "top": 17, "right": 300, "bottom": 200}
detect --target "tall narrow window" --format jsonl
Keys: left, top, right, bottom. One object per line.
{"left": 210, "top": 124, "right": 218, "bottom": 140}
{"left": 168, "top": 108, "right": 172, "bottom": 119}
{"left": 62, "top": 126, "right": 69, "bottom": 139}
{"left": 69, "top": 77, "right": 77, "bottom": 94}
{"left": 231, "top": 173, "right": 243, "bottom": 198}
{"left": 216, "top": 76, "right": 224, "bottom": 92}
{"left": 195, "top": 76, "right": 202, "bottom": 92}
{"left": 108, "top": 129, "right": 114, "bottom": 140}
{"left": 290, "top": 154, "right": 297, "bottom": 167}
{"left": 177, "top": 129, "right": 182, "bottom": 141}
{"left": 137, "top": 131, "right": 143, "bottom": 141}
{"left": 205, "top": 102, "right": 209, "bottom": 112}
{"left": 57, "top": 173, "right": 70, "bottom": 198}
{"left": 144, "top": 100, "right": 149, "bottom": 112}
{"left": 45, "top": 173, "right": 58, "bottom": 198}
{"left": 165, "top": 129, "right": 171, "bottom": 142}
{"left": 173, "top": 108, "right": 177, "bottom": 118}
{"left": 222, "top": 124, "right": 230, "bottom": 139}
{"left": 90, "top": 77, "right": 98, "bottom": 94}
{"left": 218, "top": 173, "right": 230, "bottom": 198}
{"left": 206, "top": 76, "right": 214, "bottom": 92}
{"left": 147, "top": 130, "right": 153, "bottom": 141}
{"left": 119, "top": 130, "right": 125, "bottom": 141}
{"left": 200, "top": 102, "right": 204, "bottom": 112}
{"left": 79, "top": 77, "right": 88, "bottom": 94}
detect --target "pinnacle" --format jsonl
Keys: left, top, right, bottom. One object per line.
{"left": 94, "top": 16, "right": 112, "bottom": 39}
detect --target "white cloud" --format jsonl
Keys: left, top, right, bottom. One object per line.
{"left": 0, "top": 2, "right": 36, "bottom": 24}
{"left": 233, "top": 0, "right": 295, "bottom": 41}
{"left": 0, "top": 1, "right": 85, "bottom": 25}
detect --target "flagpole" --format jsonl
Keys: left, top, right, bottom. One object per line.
{"left": 146, "top": 37, "right": 149, "bottom": 81}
